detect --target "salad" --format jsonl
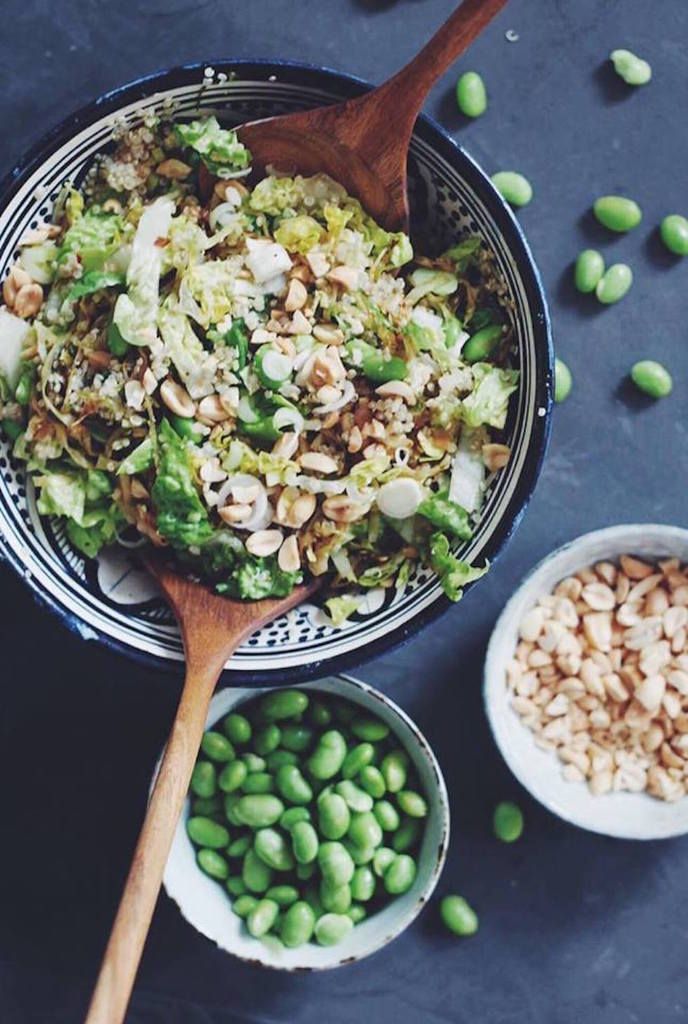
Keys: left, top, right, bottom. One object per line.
{"left": 0, "top": 114, "right": 518, "bottom": 620}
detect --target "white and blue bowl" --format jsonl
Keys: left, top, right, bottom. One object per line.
{"left": 0, "top": 61, "right": 552, "bottom": 682}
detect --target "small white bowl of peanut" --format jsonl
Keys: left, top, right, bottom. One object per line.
{"left": 484, "top": 524, "right": 688, "bottom": 839}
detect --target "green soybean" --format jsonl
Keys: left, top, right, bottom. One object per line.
{"left": 280, "top": 806, "right": 311, "bottom": 831}
{"left": 254, "top": 724, "right": 281, "bottom": 756}
{"left": 296, "top": 861, "right": 315, "bottom": 881}
{"left": 236, "top": 794, "right": 284, "bottom": 828}
{"left": 318, "top": 792, "right": 351, "bottom": 840}
{"left": 318, "top": 841, "right": 355, "bottom": 888}
{"left": 218, "top": 760, "right": 247, "bottom": 793}
{"left": 186, "top": 816, "right": 230, "bottom": 849}
{"left": 595, "top": 263, "right": 633, "bottom": 304}
{"left": 254, "top": 828, "right": 295, "bottom": 871}
{"left": 373, "top": 847, "right": 397, "bottom": 878}
{"left": 351, "top": 866, "right": 376, "bottom": 902}
{"left": 351, "top": 716, "right": 390, "bottom": 742}
{"left": 247, "top": 898, "right": 279, "bottom": 938}
{"left": 242, "top": 848, "right": 273, "bottom": 893}
{"left": 361, "top": 351, "right": 408, "bottom": 384}
{"left": 292, "top": 821, "right": 320, "bottom": 864}
{"left": 259, "top": 689, "right": 309, "bottom": 722}
{"left": 384, "top": 854, "right": 417, "bottom": 895}
{"left": 223, "top": 712, "right": 252, "bottom": 745}
{"left": 227, "top": 834, "right": 252, "bottom": 858}
{"left": 241, "top": 753, "right": 266, "bottom": 773}
{"left": 348, "top": 904, "right": 367, "bottom": 925}
{"left": 280, "top": 724, "right": 314, "bottom": 753}
{"left": 320, "top": 880, "right": 352, "bottom": 914}
{"left": 192, "top": 796, "right": 221, "bottom": 816}
{"left": 266, "top": 884, "right": 299, "bottom": 907}
{"left": 266, "top": 750, "right": 298, "bottom": 771}
{"left": 392, "top": 816, "right": 421, "bottom": 853}
{"left": 201, "top": 731, "right": 235, "bottom": 762}
{"left": 197, "top": 848, "right": 229, "bottom": 881}
{"left": 397, "top": 790, "right": 428, "bottom": 819}
{"left": 381, "top": 752, "right": 407, "bottom": 794}
{"left": 348, "top": 811, "right": 383, "bottom": 851}
{"left": 440, "top": 894, "right": 479, "bottom": 936}
{"left": 280, "top": 901, "right": 316, "bottom": 947}
{"left": 660, "top": 214, "right": 688, "bottom": 256}
{"left": 342, "top": 743, "right": 375, "bottom": 779}
{"left": 226, "top": 876, "right": 248, "bottom": 896}
{"left": 492, "top": 171, "right": 533, "bottom": 208}
{"left": 462, "top": 325, "right": 503, "bottom": 364}
{"left": 554, "top": 358, "right": 572, "bottom": 403}
{"left": 307, "top": 730, "right": 347, "bottom": 780}
{"left": 335, "top": 780, "right": 373, "bottom": 813}
{"left": 315, "top": 913, "right": 353, "bottom": 946}
{"left": 223, "top": 793, "right": 243, "bottom": 827}
{"left": 344, "top": 839, "right": 376, "bottom": 866}
{"left": 242, "top": 772, "right": 274, "bottom": 795}
{"left": 308, "top": 700, "right": 332, "bottom": 728}
{"left": 358, "top": 766, "right": 386, "bottom": 798}
{"left": 593, "top": 195, "right": 642, "bottom": 233}
{"left": 276, "top": 764, "right": 313, "bottom": 805}
{"left": 574, "top": 249, "right": 605, "bottom": 293}
{"left": 610, "top": 48, "right": 652, "bottom": 86}
{"left": 373, "top": 800, "right": 400, "bottom": 832}
{"left": 630, "top": 360, "right": 673, "bottom": 398}
{"left": 190, "top": 761, "right": 217, "bottom": 798}
{"left": 493, "top": 801, "right": 524, "bottom": 842}
{"left": 232, "top": 894, "right": 257, "bottom": 918}
{"left": 456, "top": 71, "right": 487, "bottom": 118}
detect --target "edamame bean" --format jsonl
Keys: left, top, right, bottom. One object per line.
{"left": 186, "top": 816, "right": 230, "bottom": 849}
{"left": 192, "top": 796, "right": 221, "bottom": 816}
{"left": 344, "top": 839, "right": 376, "bottom": 866}
{"left": 191, "top": 761, "right": 217, "bottom": 798}
{"left": 660, "top": 214, "right": 688, "bottom": 256}
{"left": 266, "top": 884, "right": 299, "bottom": 907}
{"left": 218, "top": 760, "right": 247, "bottom": 793}
{"left": 630, "top": 360, "right": 673, "bottom": 398}
{"left": 223, "top": 712, "right": 252, "bottom": 745}
{"left": 351, "top": 866, "right": 376, "bottom": 902}
{"left": 242, "top": 848, "right": 273, "bottom": 893}
{"left": 296, "top": 861, "right": 315, "bottom": 881}
{"left": 197, "top": 848, "right": 229, "bottom": 881}
{"left": 247, "top": 898, "right": 279, "bottom": 938}
{"left": 276, "top": 764, "right": 313, "bottom": 805}
{"left": 574, "top": 249, "right": 605, "bottom": 293}
{"left": 440, "top": 895, "right": 479, "bottom": 936}
{"left": 254, "top": 828, "right": 295, "bottom": 871}
{"left": 280, "top": 724, "right": 313, "bottom": 753}
{"left": 381, "top": 751, "right": 408, "bottom": 794}
{"left": 280, "top": 806, "right": 311, "bottom": 831}
{"left": 593, "top": 195, "right": 642, "bottom": 233}
{"left": 318, "top": 792, "right": 351, "bottom": 840}
{"left": 320, "top": 880, "right": 352, "bottom": 914}
{"left": 227, "top": 834, "right": 252, "bottom": 858}
{"left": 373, "top": 847, "right": 397, "bottom": 877}
{"left": 462, "top": 325, "right": 503, "bottom": 364}
{"left": 232, "top": 894, "right": 257, "bottom": 918}
{"left": 318, "top": 841, "right": 355, "bottom": 887}
{"left": 223, "top": 793, "right": 243, "bottom": 827}
{"left": 241, "top": 753, "right": 266, "bottom": 773}
{"left": 373, "top": 800, "right": 400, "bottom": 832}
{"left": 351, "top": 716, "right": 390, "bottom": 742}
{"left": 308, "top": 700, "right": 332, "bottom": 728}
{"left": 226, "top": 876, "right": 248, "bottom": 896}
{"left": 307, "top": 730, "right": 347, "bottom": 780}
{"left": 335, "top": 780, "right": 373, "bottom": 813}
{"left": 201, "top": 731, "right": 235, "bottom": 762}
{"left": 292, "top": 821, "right": 320, "bottom": 864}
{"left": 610, "top": 48, "right": 652, "bottom": 86}
{"left": 397, "top": 790, "right": 428, "bottom": 819}
{"left": 493, "top": 801, "right": 524, "bottom": 842}
{"left": 259, "top": 689, "right": 309, "bottom": 722}
{"left": 554, "top": 358, "right": 572, "bottom": 403}
{"left": 280, "top": 901, "right": 316, "bottom": 947}
{"left": 236, "top": 794, "right": 284, "bottom": 828}
{"left": 358, "top": 766, "right": 386, "bottom": 798}
{"left": 361, "top": 351, "right": 408, "bottom": 385}
{"left": 342, "top": 742, "right": 375, "bottom": 779}
{"left": 315, "top": 913, "right": 353, "bottom": 946}
{"left": 595, "top": 263, "right": 633, "bottom": 304}
{"left": 492, "top": 171, "right": 533, "bottom": 208}
{"left": 266, "top": 750, "right": 298, "bottom": 771}
{"left": 384, "top": 853, "right": 417, "bottom": 895}
{"left": 456, "top": 71, "right": 487, "bottom": 118}
{"left": 392, "top": 816, "right": 421, "bottom": 853}
{"left": 254, "top": 724, "right": 281, "bottom": 756}
{"left": 348, "top": 811, "right": 383, "bottom": 851}
{"left": 242, "top": 772, "right": 274, "bottom": 795}
{"left": 348, "top": 904, "right": 367, "bottom": 924}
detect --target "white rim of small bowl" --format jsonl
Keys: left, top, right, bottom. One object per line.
{"left": 484, "top": 524, "right": 688, "bottom": 840}
{"left": 161, "top": 674, "right": 450, "bottom": 969}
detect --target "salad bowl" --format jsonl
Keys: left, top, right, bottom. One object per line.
{"left": 0, "top": 60, "right": 552, "bottom": 682}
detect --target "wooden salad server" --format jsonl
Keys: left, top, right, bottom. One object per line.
{"left": 86, "top": 0, "right": 508, "bottom": 1020}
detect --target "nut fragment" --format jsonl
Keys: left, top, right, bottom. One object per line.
{"left": 156, "top": 158, "right": 192, "bottom": 179}
{"left": 198, "top": 394, "right": 232, "bottom": 423}
{"left": 160, "top": 378, "right": 195, "bottom": 418}
{"left": 312, "top": 323, "right": 345, "bottom": 346}
{"left": 245, "top": 529, "right": 283, "bottom": 557}
{"left": 13, "top": 282, "right": 43, "bottom": 318}
{"left": 375, "top": 380, "right": 416, "bottom": 403}
{"left": 278, "top": 534, "right": 301, "bottom": 572}
{"left": 2, "top": 265, "right": 32, "bottom": 308}
{"left": 481, "top": 443, "right": 511, "bottom": 472}
{"left": 322, "top": 495, "right": 368, "bottom": 523}
{"left": 218, "top": 504, "right": 252, "bottom": 524}
{"left": 299, "top": 451, "right": 338, "bottom": 475}
{"left": 284, "top": 278, "right": 308, "bottom": 312}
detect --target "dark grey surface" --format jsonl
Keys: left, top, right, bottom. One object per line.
{"left": 1, "top": 1, "right": 687, "bottom": 1021}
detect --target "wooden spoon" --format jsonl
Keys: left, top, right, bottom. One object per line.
{"left": 239, "top": 0, "right": 509, "bottom": 232}
{"left": 85, "top": 559, "right": 321, "bottom": 1024}
{"left": 86, "top": 2, "right": 508, "bottom": 1019}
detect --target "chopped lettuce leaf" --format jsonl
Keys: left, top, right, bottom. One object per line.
{"left": 448, "top": 430, "right": 485, "bottom": 514}
{"left": 66, "top": 503, "right": 123, "bottom": 558}
{"left": 417, "top": 489, "right": 473, "bottom": 540}
{"left": 429, "top": 532, "right": 488, "bottom": 601}
{"left": 461, "top": 364, "right": 519, "bottom": 429}
{"left": 35, "top": 467, "right": 122, "bottom": 557}
{"left": 66, "top": 270, "right": 124, "bottom": 303}
{"left": 19, "top": 241, "right": 58, "bottom": 285}
{"left": 443, "top": 236, "right": 482, "bottom": 271}
{"left": 325, "top": 594, "right": 362, "bottom": 626}
{"left": 151, "top": 419, "right": 213, "bottom": 548}
{"left": 117, "top": 436, "right": 154, "bottom": 476}
{"left": 406, "top": 268, "right": 458, "bottom": 305}
{"left": 114, "top": 197, "right": 174, "bottom": 347}
{"left": 274, "top": 215, "right": 323, "bottom": 253}
{"left": 158, "top": 303, "right": 209, "bottom": 395}
{"left": 248, "top": 176, "right": 303, "bottom": 215}
{"left": 217, "top": 557, "right": 301, "bottom": 599}
{"left": 175, "top": 116, "right": 250, "bottom": 178}
{"left": 36, "top": 471, "right": 86, "bottom": 523}
{"left": 57, "top": 209, "right": 123, "bottom": 273}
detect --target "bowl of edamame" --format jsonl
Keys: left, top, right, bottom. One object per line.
{"left": 161, "top": 674, "right": 449, "bottom": 968}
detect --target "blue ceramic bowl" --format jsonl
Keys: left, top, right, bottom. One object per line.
{"left": 0, "top": 60, "right": 552, "bottom": 683}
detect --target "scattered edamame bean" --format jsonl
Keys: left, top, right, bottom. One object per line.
{"left": 226, "top": 876, "right": 248, "bottom": 897}
{"left": 242, "top": 753, "right": 266, "bottom": 773}
{"left": 242, "top": 772, "right": 274, "bottom": 795}
{"left": 358, "top": 765, "right": 386, "bottom": 799}
{"left": 630, "top": 360, "right": 673, "bottom": 398}
{"left": 307, "top": 730, "right": 347, "bottom": 780}
{"left": 192, "top": 796, "right": 221, "bottom": 816}
{"left": 342, "top": 742, "right": 375, "bottom": 779}
{"left": 280, "top": 724, "right": 314, "bottom": 753}
{"left": 318, "top": 841, "right": 355, "bottom": 888}
{"left": 660, "top": 214, "right": 688, "bottom": 256}
{"left": 348, "top": 811, "right": 383, "bottom": 851}
{"left": 236, "top": 794, "right": 284, "bottom": 828}
{"left": 276, "top": 764, "right": 313, "bottom": 805}
{"left": 267, "top": 750, "right": 298, "bottom": 771}
{"left": 493, "top": 801, "right": 524, "bottom": 843}
{"left": 186, "top": 816, "right": 230, "bottom": 850}
{"left": 373, "top": 800, "right": 400, "bottom": 832}
{"left": 266, "top": 884, "right": 299, "bottom": 907}
{"left": 381, "top": 751, "right": 408, "bottom": 794}
{"left": 351, "top": 716, "right": 390, "bottom": 742}
{"left": 554, "top": 358, "right": 572, "bottom": 404}
{"left": 254, "top": 828, "right": 295, "bottom": 871}
{"left": 441, "top": 895, "right": 479, "bottom": 937}
{"left": 242, "top": 848, "right": 273, "bottom": 893}
{"left": 492, "top": 171, "right": 533, "bottom": 208}
{"left": 318, "top": 792, "right": 351, "bottom": 840}
{"left": 335, "top": 780, "right": 373, "bottom": 813}
{"left": 373, "top": 847, "right": 397, "bottom": 878}
{"left": 320, "top": 880, "right": 352, "bottom": 914}
{"left": 593, "top": 195, "right": 642, "bottom": 233}
{"left": 348, "top": 904, "right": 367, "bottom": 924}
{"left": 456, "top": 71, "right": 487, "bottom": 118}
{"left": 351, "top": 866, "right": 376, "bottom": 902}
{"left": 595, "top": 263, "right": 633, "bottom": 305}
{"left": 227, "top": 834, "right": 252, "bottom": 859}
{"left": 291, "top": 820, "right": 320, "bottom": 864}
{"left": 574, "top": 249, "right": 605, "bottom": 293}
{"left": 254, "top": 724, "right": 281, "bottom": 756}
{"left": 392, "top": 816, "right": 421, "bottom": 853}
{"left": 315, "top": 913, "right": 354, "bottom": 946}
{"left": 610, "top": 48, "right": 652, "bottom": 86}
{"left": 280, "top": 806, "right": 311, "bottom": 831}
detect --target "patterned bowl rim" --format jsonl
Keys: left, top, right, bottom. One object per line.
{"left": 0, "top": 59, "right": 553, "bottom": 684}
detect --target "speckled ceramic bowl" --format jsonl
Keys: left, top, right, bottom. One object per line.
{"left": 161, "top": 674, "right": 449, "bottom": 969}
{"left": 485, "top": 524, "right": 688, "bottom": 840}
{"left": 0, "top": 60, "right": 551, "bottom": 682}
